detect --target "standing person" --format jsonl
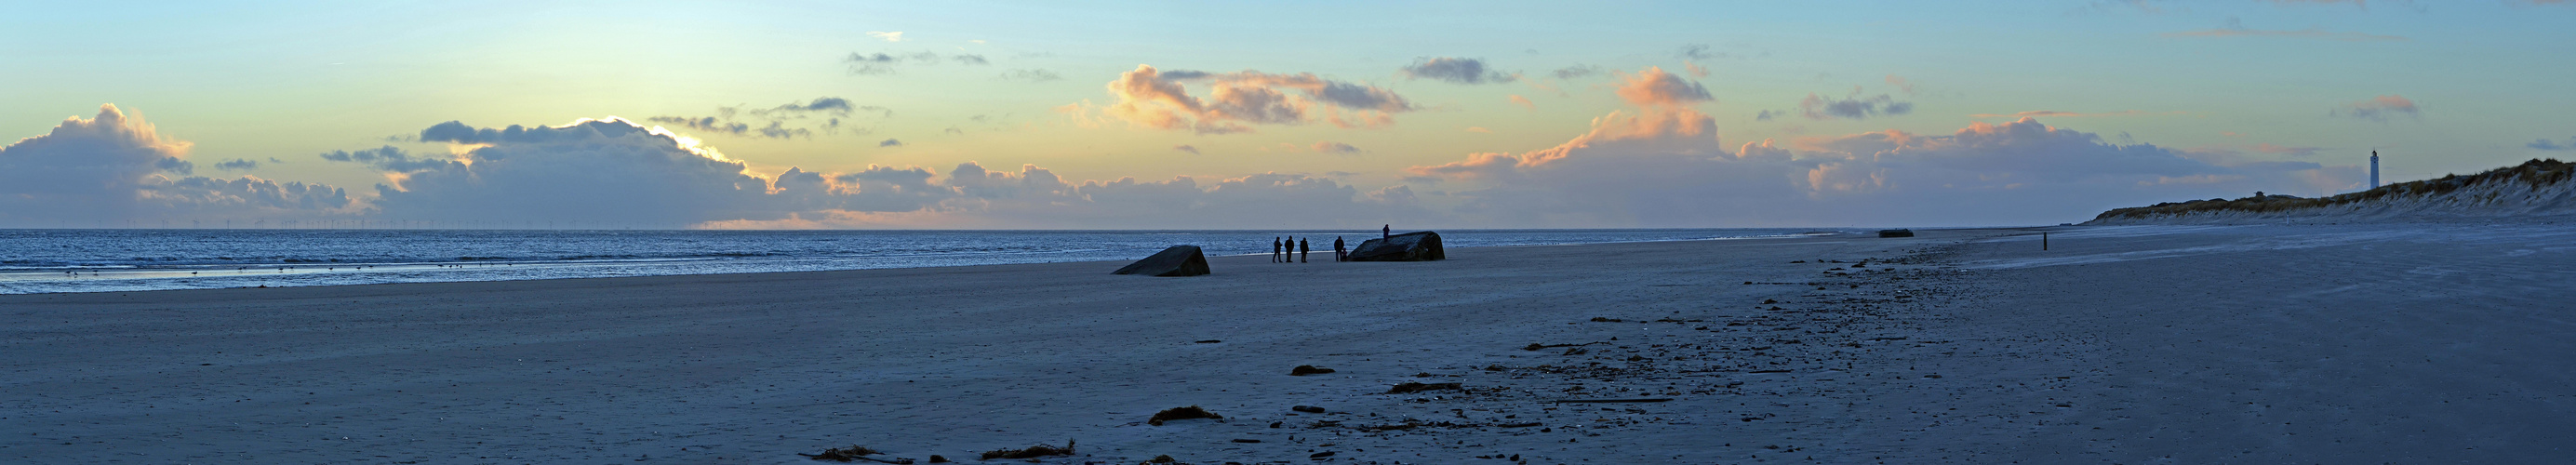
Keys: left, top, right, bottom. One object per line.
{"left": 1382, "top": 224, "right": 1391, "bottom": 239}
{"left": 1333, "top": 236, "right": 1346, "bottom": 261}
{"left": 1284, "top": 236, "right": 1294, "bottom": 264}
{"left": 1299, "top": 237, "right": 1310, "bottom": 263}
{"left": 1271, "top": 237, "right": 1282, "bottom": 263}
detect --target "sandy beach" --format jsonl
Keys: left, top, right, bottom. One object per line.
{"left": 7, "top": 225, "right": 2573, "bottom": 464}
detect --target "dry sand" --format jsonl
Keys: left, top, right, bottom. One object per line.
{"left": 4, "top": 225, "right": 2571, "bottom": 464}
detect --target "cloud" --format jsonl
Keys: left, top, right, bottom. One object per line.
{"left": 1549, "top": 64, "right": 1604, "bottom": 80}
{"left": 1000, "top": 69, "right": 1062, "bottom": 82}
{"left": 1885, "top": 74, "right": 1916, "bottom": 96}
{"left": 2529, "top": 137, "right": 2574, "bottom": 151}
{"left": 647, "top": 115, "right": 754, "bottom": 136}
{"left": 1675, "top": 44, "right": 1722, "bottom": 60}
{"left": 1086, "top": 64, "right": 1416, "bottom": 135}
{"left": 878, "top": 139, "right": 904, "bottom": 147}
{"left": 725, "top": 163, "right": 1427, "bottom": 230}
{"left": 1312, "top": 141, "right": 1362, "bottom": 153}
{"left": 0, "top": 104, "right": 353, "bottom": 226}
{"left": 320, "top": 145, "right": 456, "bottom": 172}
{"left": 2163, "top": 18, "right": 2406, "bottom": 41}
{"left": 214, "top": 158, "right": 259, "bottom": 170}
{"left": 1969, "top": 110, "right": 2182, "bottom": 118}
{"left": 766, "top": 97, "right": 861, "bottom": 114}
{"left": 2090, "top": 0, "right": 2169, "bottom": 13}
{"left": 1400, "top": 57, "right": 1516, "bottom": 85}
{"left": 362, "top": 117, "right": 822, "bottom": 225}
{"left": 1683, "top": 60, "right": 1710, "bottom": 78}
{"left": 2253, "top": 143, "right": 2323, "bottom": 156}
{"left": 844, "top": 51, "right": 989, "bottom": 75}
{"left": 3, "top": 110, "right": 1425, "bottom": 229}
{"left": 1614, "top": 66, "right": 1712, "bottom": 106}
{"left": 1409, "top": 67, "right": 1725, "bottom": 178}
{"left": 2331, "top": 95, "right": 2419, "bottom": 121}
{"left": 1173, "top": 144, "right": 1201, "bottom": 154}
{"left": 1510, "top": 95, "right": 1535, "bottom": 110}
{"left": 867, "top": 31, "right": 903, "bottom": 42}
{"left": 1401, "top": 87, "right": 2347, "bottom": 226}
{"left": 647, "top": 97, "right": 881, "bottom": 140}
{"left": 845, "top": 53, "right": 901, "bottom": 74}
{"left": 1797, "top": 87, "right": 1913, "bottom": 120}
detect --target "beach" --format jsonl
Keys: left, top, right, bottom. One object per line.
{"left": 6, "top": 225, "right": 2573, "bottom": 464}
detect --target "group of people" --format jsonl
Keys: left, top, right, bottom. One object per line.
{"left": 1273, "top": 225, "right": 1390, "bottom": 263}
{"left": 1271, "top": 236, "right": 1331, "bottom": 263}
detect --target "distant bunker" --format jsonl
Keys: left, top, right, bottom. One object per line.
{"left": 1114, "top": 246, "right": 1211, "bottom": 276}
{"left": 1348, "top": 231, "right": 1446, "bottom": 261}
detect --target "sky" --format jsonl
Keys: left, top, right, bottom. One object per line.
{"left": 3, "top": 0, "right": 2571, "bottom": 229}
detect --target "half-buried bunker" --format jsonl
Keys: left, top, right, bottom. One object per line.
{"left": 1113, "top": 246, "right": 1212, "bottom": 276}
{"left": 1348, "top": 231, "right": 1446, "bottom": 261}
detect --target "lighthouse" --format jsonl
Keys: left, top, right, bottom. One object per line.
{"left": 2369, "top": 151, "right": 2380, "bottom": 190}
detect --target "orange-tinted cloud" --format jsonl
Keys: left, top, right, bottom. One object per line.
{"left": 2332, "top": 95, "right": 2419, "bottom": 121}
{"left": 1613, "top": 66, "right": 1713, "bottom": 107}
{"left": 1093, "top": 65, "right": 1415, "bottom": 134}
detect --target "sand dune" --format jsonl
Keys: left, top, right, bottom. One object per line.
{"left": 5, "top": 225, "right": 2571, "bottom": 463}
{"left": 2088, "top": 159, "right": 2576, "bottom": 225}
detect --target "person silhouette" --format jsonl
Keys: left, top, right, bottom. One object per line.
{"left": 1283, "top": 236, "right": 1294, "bottom": 264}
{"left": 1272, "top": 237, "right": 1282, "bottom": 263}
{"left": 1299, "top": 237, "right": 1310, "bottom": 263}
{"left": 1382, "top": 224, "right": 1391, "bottom": 239}
{"left": 1333, "top": 236, "right": 1346, "bottom": 261}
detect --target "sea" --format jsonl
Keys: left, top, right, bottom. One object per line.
{"left": 0, "top": 228, "right": 1837, "bottom": 294}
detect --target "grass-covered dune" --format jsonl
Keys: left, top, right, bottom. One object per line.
{"left": 2087, "top": 159, "right": 2575, "bottom": 225}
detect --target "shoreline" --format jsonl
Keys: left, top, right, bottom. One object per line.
{"left": 0, "top": 230, "right": 1846, "bottom": 296}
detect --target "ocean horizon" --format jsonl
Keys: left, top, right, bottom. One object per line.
{"left": 0, "top": 228, "right": 1839, "bottom": 294}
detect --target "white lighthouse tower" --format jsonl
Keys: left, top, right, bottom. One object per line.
{"left": 2369, "top": 151, "right": 2381, "bottom": 190}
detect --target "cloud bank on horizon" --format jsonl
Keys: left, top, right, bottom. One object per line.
{"left": 5, "top": 92, "right": 2351, "bottom": 229}
{"left": 3, "top": 1, "right": 2565, "bottom": 229}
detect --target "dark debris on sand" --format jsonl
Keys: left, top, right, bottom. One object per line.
{"left": 1386, "top": 382, "right": 1462, "bottom": 393}
{"left": 800, "top": 445, "right": 914, "bottom": 463}
{"left": 978, "top": 439, "right": 1075, "bottom": 459}
{"left": 1146, "top": 405, "right": 1223, "bottom": 425}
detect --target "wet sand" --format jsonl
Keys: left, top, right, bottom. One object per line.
{"left": 5, "top": 225, "right": 2571, "bottom": 463}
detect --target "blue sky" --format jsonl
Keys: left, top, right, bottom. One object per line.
{"left": 3, "top": 1, "right": 2570, "bottom": 228}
